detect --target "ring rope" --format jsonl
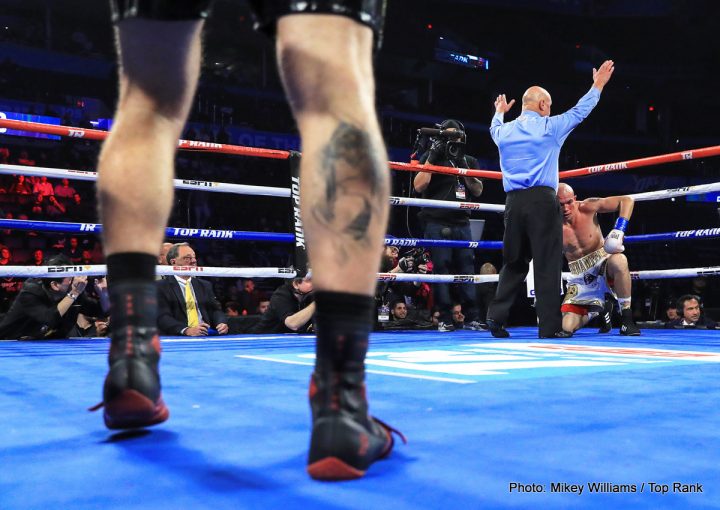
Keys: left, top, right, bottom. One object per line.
{"left": 558, "top": 145, "right": 720, "bottom": 179}
{"left": 0, "top": 118, "right": 291, "bottom": 159}
{"left": 3, "top": 218, "right": 719, "bottom": 250}
{"left": 0, "top": 163, "right": 506, "bottom": 213}
{"left": 0, "top": 265, "right": 297, "bottom": 278}
{"left": 0, "top": 219, "right": 504, "bottom": 249}
{"left": 0, "top": 118, "right": 503, "bottom": 180}
{"left": 2, "top": 264, "right": 719, "bottom": 282}
{"left": 4, "top": 118, "right": 719, "bottom": 181}
{"left": 627, "top": 181, "right": 720, "bottom": 201}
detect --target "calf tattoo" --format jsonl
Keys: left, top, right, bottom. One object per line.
{"left": 313, "top": 121, "right": 387, "bottom": 260}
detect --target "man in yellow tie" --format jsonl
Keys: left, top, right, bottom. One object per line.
{"left": 157, "top": 243, "right": 229, "bottom": 336}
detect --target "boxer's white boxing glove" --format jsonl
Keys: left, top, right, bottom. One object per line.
{"left": 604, "top": 217, "right": 629, "bottom": 254}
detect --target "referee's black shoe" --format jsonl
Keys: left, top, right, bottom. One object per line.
{"left": 486, "top": 319, "right": 510, "bottom": 338}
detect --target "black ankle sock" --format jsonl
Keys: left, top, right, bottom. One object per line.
{"left": 106, "top": 253, "right": 158, "bottom": 331}
{"left": 621, "top": 308, "right": 633, "bottom": 321}
{"left": 314, "top": 291, "right": 374, "bottom": 371}
{"left": 107, "top": 253, "right": 157, "bottom": 283}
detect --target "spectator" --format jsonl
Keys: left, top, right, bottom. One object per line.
{"left": 54, "top": 178, "right": 77, "bottom": 199}
{"left": 665, "top": 300, "right": 679, "bottom": 322}
{"left": 33, "top": 249, "right": 44, "bottom": 266}
{"left": 9, "top": 175, "right": 33, "bottom": 195}
{"left": 17, "top": 150, "right": 36, "bottom": 166}
{"left": 0, "top": 255, "right": 109, "bottom": 339}
{"left": 156, "top": 243, "right": 229, "bottom": 336}
{"left": 33, "top": 176, "right": 54, "bottom": 197}
{"left": 238, "top": 278, "right": 266, "bottom": 315}
{"left": 64, "top": 237, "right": 82, "bottom": 264}
{"left": 0, "top": 245, "right": 10, "bottom": 265}
{"left": 666, "top": 294, "right": 717, "bottom": 329}
{"left": 391, "top": 301, "right": 408, "bottom": 321}
{"left": 81, "top": 250, "right": 93, "bottom": 265}
{"left": 224, "top": 301, "right": 241, "bottom": 317}
{"left": 45, "top": 195, "right": 67, "bottom": 217}
{"left": 0, "top": 245, "right": 22, "bottom": 314}
{"left": 158, "top": 242, "right": 173, "bottom": 265}
{"left": 451, "top": 303, "right": 465, "bottom": 329}
{"left": 257, "top": 299, "right": 270, "bottom": 315}
{"left": 251, "top": 275, "right": 315, "bottom": 334}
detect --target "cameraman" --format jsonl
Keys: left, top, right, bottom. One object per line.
{"left": 413, "top": 119, "right": 484, "bottom": 332}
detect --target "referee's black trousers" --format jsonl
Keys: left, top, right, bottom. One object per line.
{"left": 487, "top": 186, "right": 563, "bottom": 336}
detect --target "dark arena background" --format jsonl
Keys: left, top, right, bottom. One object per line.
{"left": 1, "top": 1, "right": 719, "bottom": 509}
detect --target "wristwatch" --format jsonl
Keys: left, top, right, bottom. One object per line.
{"left": 66, "top": 292, "right": 78, "bottom": 301}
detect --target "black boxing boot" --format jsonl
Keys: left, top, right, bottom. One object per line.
{"left": 307, "top": 292, "right": 405, "bottom": 481}
{"left": 598, "top": 300, "right": 614, "bottom": 334}
{"left": 619, "top": 308, "right": 641, "bottom": 336}
{"left": 307, "top": 360, "right": 405, "bottom": 481}
{"left": 90, "top": 254, "right": 168, "bottom": 429}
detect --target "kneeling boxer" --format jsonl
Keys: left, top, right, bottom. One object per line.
{"left": 557, "top": 183, "right": 641, "bottom": 335}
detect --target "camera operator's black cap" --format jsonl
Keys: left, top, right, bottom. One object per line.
{"left": 438, "top": 119, "right": 465, "bottom": 131}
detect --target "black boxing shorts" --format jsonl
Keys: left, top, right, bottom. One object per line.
{"left": 110, "top": 0, "right": 386, "bottom": 49}
{"left": 110, "top": 0, "right": 213, "bottom": 22}
{"left": 248, "top": 0, "right": 387, "bottom": 49}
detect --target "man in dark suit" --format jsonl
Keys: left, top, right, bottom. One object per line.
{"left": 665, "top": 294, "right": 717, "bottom": 329}
{"left": 157, "top": 243, "right": 228, "bottom": 336}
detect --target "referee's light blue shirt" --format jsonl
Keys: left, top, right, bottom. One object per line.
{"left": 490, "top": 87, "right": 601, "bottom": 193}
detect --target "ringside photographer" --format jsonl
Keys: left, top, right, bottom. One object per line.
{"left": 413, "top": 119, "right": 484, "bottom": 332}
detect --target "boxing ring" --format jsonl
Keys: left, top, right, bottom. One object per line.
{"left": 1, "top": 118, "right": 719, "bottom": 509}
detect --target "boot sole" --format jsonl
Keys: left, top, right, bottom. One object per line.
{"left": 104, "top": 389, "right": 169, "bottom": 430}
{"left": 307, "top": 457, "right": 366, "bottom": 481}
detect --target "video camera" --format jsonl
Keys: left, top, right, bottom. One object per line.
{"left": 414, "top": 122, "right": 467, "bottom": 162}
{"left": 398, "top": 247, "right": 431, "bottom": 273}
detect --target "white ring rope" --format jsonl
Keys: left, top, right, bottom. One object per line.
{"left": 0, "top": 163, "right": 505, "bottom": 213}
{"left": 2, "top": 265, "right": 719, "bottom": 281}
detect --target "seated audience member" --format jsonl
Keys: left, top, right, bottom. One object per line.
{"left": 451, "top": 303, "right": 465, "bottom": 329}
{"left": 67, "top": 277, "right": 111, "bottom": 337}
{"left": 0, "top": 245, "right": 22, "bottom": 313}
{"left": 665, "top": 300, "right": 679, "bottom": 322}
{"left": 257, "top": 299, "right": 270, "bottom": 315}
{"left": 0, "top": 245, "right": 10, "bottom": 265}
{"left": 238, "top": 278, "right": 266, "bottom": 315}
{"left": 17, "top": 150, "right": 35, "bottom": 166}
{"left": 224, "top": 301, "right": 241, "bottom": 317}
{"left": 378, "top": 299, "right": 435, "bottom": 331}
{"left": 251, "top": 275, "right": 315, "bottom": 334}
{"left": 81, "top": 250, "right": 93, "bottom": 265}
{"left": 64, "top": 237, "right": 83, "bottom": 264}
{"left": 54, "top": 178, "right": 77, "bottom": 199}
{"left": 33, "top": 176, "right": 54, "bottom": 197}
{"left": 45, "top": 195, "right": 66, "bottom": 217}
{"left": 391, "top": 301, "right": 408, "bottom": 321}
{"left": 68, "top": 314, "right": 110, "bottom": 337}
{"left": 32, "top": 249, "right": 44, "bottom": 266}
{"left": 158, "top": 242, "right": 173, "bottom": 265}
{"left": 666, "top": 294, "right": 717, "bottom": 329}
{"left": 9, "top": 175, "right": 32, "bottom": 195}
{"left": 0, "top": 255, "right": 109, "bottom": 339}
{"left": 156, "top": 243, "right": 229, "bottom": 336}
{"left": 431, "top": 307, "right": 441, "bottom": 328}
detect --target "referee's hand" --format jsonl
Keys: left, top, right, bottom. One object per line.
{"left": 494, "top": 94, "right": 515, "bottom": 114}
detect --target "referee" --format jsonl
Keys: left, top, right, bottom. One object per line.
{"left": 486, "top": 60, "right": 615, "bottom": 338}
